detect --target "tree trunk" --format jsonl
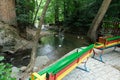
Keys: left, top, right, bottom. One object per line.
{"left": 32, "top": 0, "right": 42, "bottom": 25}
{"left": 63, "top": 0, "right": 68, "bottom": 21}
{"left": 25, "top": 0, "right": 51, "bottom": 73}
{"left": 87, "top": 0, "right": 112, "bottom": 42}
{"left": 0, "top": 0, "right": 17, "bottom": 26}
{"left": 54, "top": 0, "right": 59, "bottom": 24}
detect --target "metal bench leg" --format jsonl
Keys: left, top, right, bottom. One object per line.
{"left": 112, "top": 46, "right": 120, "bottom": 53}
{"left": 76, "top": 58, "right": 89, "bottom": 72}
{"left": 114, "top": 46, "right": 117, "bottom": 50}
{"left": 112, "top": 46, "right": 117, "bottom": 52}
{"left": 92, "top": 49, "right": 98, "bottom": 58}
{"left": 92, "top": 49, "right": 104, "bottom": 63}
{"left": 83, "top": 60, "right": 89, "bottom": 72}
{"left": 100, "top": 53, "right": 103, "bottom": 62}
{"left": 99, "top": 50, "right": 104, "bottom": 63}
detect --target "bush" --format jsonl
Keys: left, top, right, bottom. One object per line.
{"left": 0, "top": 56, "right": 15, "bottom": 80}
{"left": 16, "top": 0, "right": 35, "bottom": 26}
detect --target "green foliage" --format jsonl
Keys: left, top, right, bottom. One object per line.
{"left": 104, "top": 17, "right": 120, "bottom": 22}
{"left": 62, "top": 0, "right": 103, "bottom": 29}
{"left": 102, "top": 21, "right": 120, "bottom": 29}
{"left": 44, "top": 0, "right": 64, "bottom": 23}
{"left": 0, "top": 56, "right": 15, "bottom": 80}
{"left": 43, "top": 0, "right": 103, "bottom": 29}
{"left": 16, "top": 0, "right": 35, "bottom": 26}
{"left": 16, "top": 0, "right": 120, "bottom": 31}
{"left": 102, "top": 23, "right": 114, "bottom": 28}
{"left": 105, "top": 0, "right": 120, "bottom": 21}
{"left": 42, "top": 0, "right": 120, "bottom": 31}
{"left": 0, "top": 56, "right": 4, "bottom": 61}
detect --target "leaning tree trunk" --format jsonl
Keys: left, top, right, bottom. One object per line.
{"left": 32, "top": 0, "right": 42, "bottom": 25}
{"left": 25, "top": 0, "right": 51, "bottom": 73}
{"left": 0, "top": 0, "right": 17, "bottom": 26}
{"left": 54, "top": 0, "right": 59, "bottom": 24}
{"left": 87, "top": 0, "right": 112, "bottom": 42}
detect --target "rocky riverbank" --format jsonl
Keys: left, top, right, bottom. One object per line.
{"left": 0, "top": 21, "right": 33, "bottom": 54}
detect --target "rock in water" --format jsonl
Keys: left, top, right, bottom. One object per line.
{"left": 35, "top": 56, "right": 50, "bottom": 67}
{"left": 33, "top": 67, "right": 38, "bottom": 72}
{"left": 11, "top": 67, "right": 19, "bottom": 78}
{"left": 59, "top": 45, "right": 62, "bottom": 47}
{"left": 20, "top": 66, "right": 27, "bottom": 71}
{"left": 77, "top": 36, "right": 80, "bottom": 39}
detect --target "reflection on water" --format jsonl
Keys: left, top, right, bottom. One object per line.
{"left": 37, "top": 34, "right": 88, "bottom": 61}
{"left": 5, "top": 33, "right": 89, "bottom": 67}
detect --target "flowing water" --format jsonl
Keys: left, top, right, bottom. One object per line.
{"left": 4, "top": 33, "right": 89, "bottom": 67}
{"left": 37, "top": 33, "right": 89, "bottom": 61}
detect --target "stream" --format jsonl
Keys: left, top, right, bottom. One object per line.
{"left": 4, "top": 32, "right": 89, "bottom": 67}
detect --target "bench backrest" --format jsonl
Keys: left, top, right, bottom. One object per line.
{"left": 31, "top": 44, "right": 94, "bottom": 80}
{"left": 38, "top": 44, "right": 94, "bottom": 75}
{"left": 95, "top": 36, "right": 120, "bottom": 49}
{"left": 106, "top": 36, "right": 120, "bottom": 41}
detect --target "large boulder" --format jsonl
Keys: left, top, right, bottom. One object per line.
{"left": 0, "top": 22, "right": 18, "bottom": 51}
{"left": 0, "top": 28, "right": 16, "bottom": 45}
{"left": 0, "top": 22, "right": 33, "bottom": 53}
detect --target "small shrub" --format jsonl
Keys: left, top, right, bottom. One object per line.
{"left": 0, "top": 56, "right": 15, "bottom": 80}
